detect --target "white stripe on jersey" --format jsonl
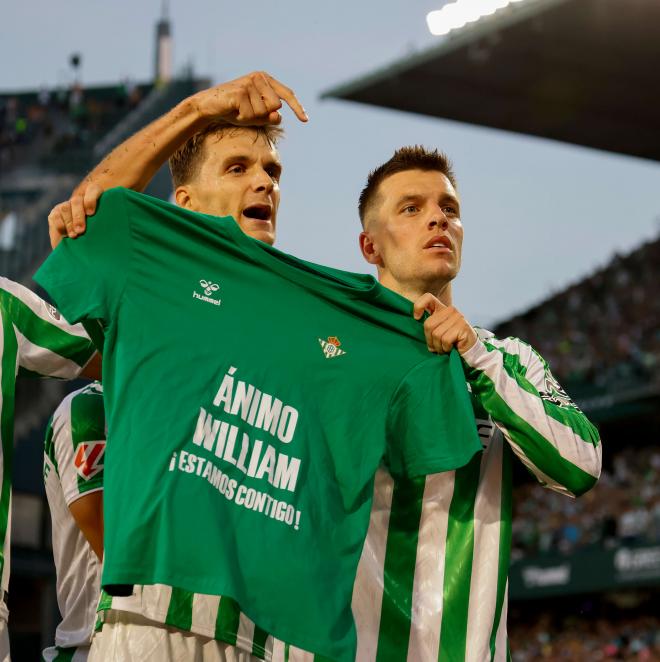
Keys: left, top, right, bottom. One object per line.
{"left": 192, "top": 593, "right": 220, "bottom": 637}
{"left": 353, "top": 468, "right": 394, "bottom": 661}
{"left": 465, "top": 433, "right": 503, "bottom": 661}
{"left": 141, "top": 584, "right": 173, "bottom": 622}
{"left": 462, "top": 339, "right": 601, "bottom": 479}
{"left": 0, "top": 277, "right": 88, "bottom": 341}
{"left": 236, "top": 612, "right": 256, "bottom": 652}
{"left": 493, "top": 583, "right": 509, "bottom": 661}
{"left": 14, "top": 326, "right": 83, "bottom": 379}
{"left": 2, "top": 494, "right": 11, "bottom": 592}
{"left": 406, "top": 472, "right": 455, "bottom": 662}
{"left": 286, "top": 645, "right": 316, "bottom": 662}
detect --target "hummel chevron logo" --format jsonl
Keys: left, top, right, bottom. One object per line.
{"left": 193, "top": 279, "right": 222, "bottom": 306}
{"left": 319, "top": 336, "right": 346, "bottom": 359}
{"left": 74, "top": 441, "right": 105, "bottom": 481}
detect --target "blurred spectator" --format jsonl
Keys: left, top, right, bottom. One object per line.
{"left": 510, "top": 613, "right": 660, "bottom": 661}
{"left": 496, "top": 238, "right": 660, "bottom": 393}
{"left": 512, "top": 447, "right": 660, "bottom": 559}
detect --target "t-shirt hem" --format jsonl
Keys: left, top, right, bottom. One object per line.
{"left": 99, "top": 603, "right": 272, "bottom": 660}
{"left": 100, "top": 574, "right": 346, "bottom": 660}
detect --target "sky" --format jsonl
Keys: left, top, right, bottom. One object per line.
{"left": 2, "top": 0, "right": 659, "bottom": 327}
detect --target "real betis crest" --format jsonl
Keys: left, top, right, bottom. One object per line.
{"left": 319, "top": 336, "right": 346, "bottom": 359}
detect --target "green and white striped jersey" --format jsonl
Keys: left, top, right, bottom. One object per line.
{"left": 99, "top": 330, "right": 600, "bottom": 662}
{"left": 99, "top": 585, "right": 321, "bottom": 661}
{"left": 0, "top": 277, "right": 95, "bottom": 593}
{"left": 44, "top": 382, "right": 104, "bottom": 652}
{"left": 352, "top": 329, "right": 601, "bottom": 662}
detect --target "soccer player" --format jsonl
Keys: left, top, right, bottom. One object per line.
{"left": 351, "top": 146, "right": 602, "bottom": 660}
{"left": 0, "top": 277, "right": 98, "bottom": 662}
{"left": 42, "top": 381, "right": 104, "bottom": 662}
{"left": 45, "top": 72, "right": 351, "bottom": 661}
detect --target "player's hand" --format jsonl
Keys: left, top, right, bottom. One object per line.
{"left": 192, "top": 71, "right": 308, "bottom": 126}
{"left": 47, "top": 182, "right": 103, "bottom": 248}
{"left": 413, "top": 293, "right": 478, "bottom": 355}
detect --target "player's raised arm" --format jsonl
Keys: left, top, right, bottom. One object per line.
{"left": 414, "top": 292, "right": 601, "bottom": 497}
{"left": 48, "top": 72, "right": 307, "bottom": 246}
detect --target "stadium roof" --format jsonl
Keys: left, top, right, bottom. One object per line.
{"left": 322, "top": 0, "right": 660, "bottom": 162}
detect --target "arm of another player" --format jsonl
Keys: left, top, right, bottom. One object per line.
{"left": 51, "top": 385, "right": 107, "bottom": 560}
{"left": 48, "top": 72, "right": 308, "bottom": 247}
{"left": 69, "top": 491, "right": 104, "bottom": 560}
{"left": 413, "top": 293, "right": 601, "bottom": 497}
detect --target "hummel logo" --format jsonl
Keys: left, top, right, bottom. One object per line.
{"left": 319, "top": 336, "right": 346, "bottom": 359}
{"left": 74, "top": 441, "right": 105, "bottom": 481}
{"left": 193, "top": 279, "right": 222, "bottom": 306}
{"left": 200, "top": 280, "right": 220, "bottom": 296}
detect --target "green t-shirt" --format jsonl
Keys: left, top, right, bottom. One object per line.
{"left": 35, "top": 188, "right": 482, "bottom": 661}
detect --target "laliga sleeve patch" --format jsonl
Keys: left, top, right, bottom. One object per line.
{"left": 74, "top": 441, "right": 106, "bottom": 480}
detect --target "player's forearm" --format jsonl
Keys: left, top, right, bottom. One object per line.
{"left": 461, "top": 335, "right": 601, "bottom": 496}
{"left": 74, "top": 95, "right": 207, "bottom": 195}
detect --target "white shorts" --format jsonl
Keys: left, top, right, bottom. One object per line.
{"left": 89, "top": 610, "right": 263, "bottom": 662}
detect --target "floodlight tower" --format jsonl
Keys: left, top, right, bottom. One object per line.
{"left": 154, "top": 0, "right": 173, "bottom": 84}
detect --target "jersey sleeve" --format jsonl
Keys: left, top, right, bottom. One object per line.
{"left": 51, "top": 385, "right": 106, "bottom": 505}
{"left": 385, "top": 351, "right": 482, "bottom": 478}
{"left": 33, "top": 187, "right": 132, "bottom": 326}
{"left": 2, "top": 279, "right": 95, "bottom": 379}
{"left": 461, "top": 329, "right": 601, "bottom": 497}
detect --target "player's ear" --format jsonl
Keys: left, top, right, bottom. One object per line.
{"left": 359, "top": 230, "right": 383, "bottom": 267}
{"left": 175, "top": 186, "right": 194, "bottom": 210}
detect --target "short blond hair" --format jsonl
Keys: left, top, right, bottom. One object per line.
{"left": 169, "top": 121, "right": 284, "bottom": 187}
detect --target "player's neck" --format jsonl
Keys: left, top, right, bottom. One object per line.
{"left": 379, "top": 275, "right": 453, "bottom": 306}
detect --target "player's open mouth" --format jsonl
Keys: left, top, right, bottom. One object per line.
{"left": 242, "top": 205, "right": 272, "bottom": 222}
{"left": 424, "top": 235, "right": 452, "bottom": 251}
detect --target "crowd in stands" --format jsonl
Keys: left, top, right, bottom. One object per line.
{"left": 512, "top": 446, "right": 660, "bottom": 559}
{"left": 510, "top": 613, "right": 660, "bottom": 661}
{"left": 0, "top": 79, "right": 149, "bottom": 172}
{"left": 495, "top": 237, "right": 660, "bottom": 391}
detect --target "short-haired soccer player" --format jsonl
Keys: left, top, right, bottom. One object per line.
{"left": 351, "top": 146, "right": 601, "bottom": 661}
{"left": 42, "top": 382, "right": 104, "bottom": 662}
{"left": 0, "top": 278, "right": 98, "bottom": 662}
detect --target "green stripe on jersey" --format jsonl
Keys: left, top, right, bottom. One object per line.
{"left": 3, "top": 291, "right": 92, "bottom": 369}
{"left": 165, "top": 587, "right": 194, "bottom": 630}
{"left": 0, "top": 312, "right": 19, "bottom": 585}
{"left": 98, "top": 589, "right": 113, "bottom": 611}
{"left": 481, "top": 341, "right": 598, "bottom": 446}
{"left": 375, "top": 477, "right": 425, "bottom": 662}
{"left": 467, "top": 368, "right": 596, "bottom": 495}
{"left": 215, "top": 595, "right": 241, "bottom": 644}
{"left": 70, "top": 383, "right": 105, "bottom": 494}
{"left": 489, "top": 444, "right": 513, "bottom": 660}
{"left": 438, "top": 454, "right": 482, "bottom": 662}
{"left": 252, "top": 625, "right": 270, "bottom": 657}
{"left": 44, "top": 415, "right": 59, "bottom": 474}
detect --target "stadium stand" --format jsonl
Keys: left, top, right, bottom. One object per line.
{"left": 493, "top": 237, "right": 660, "bottom": 660}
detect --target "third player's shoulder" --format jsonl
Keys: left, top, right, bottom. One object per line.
{"left": 0, "top": 276, "right": 39, "bottom": 307}
{"left": 52, "top": 382, "right": 104, "bottom": 428}
{"left": 0, "top": 276, "right": 62, "bottom": 323}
